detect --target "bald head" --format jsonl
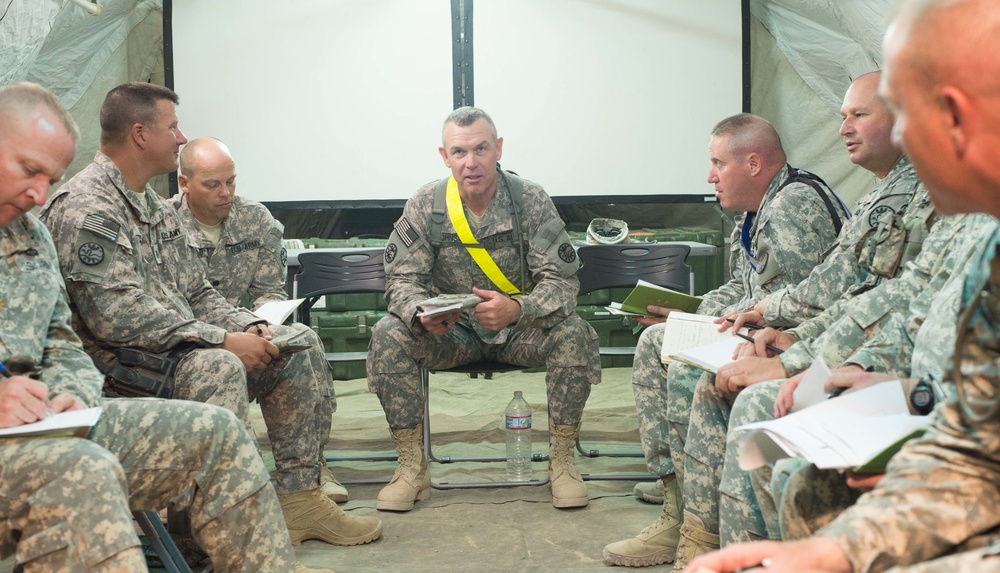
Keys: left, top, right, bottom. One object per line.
{"left": 711, "top": 114, "right": 787, "bottom": 168}
{"left": 707, "top": 114, "right": 788, "bottom": 212}
{"left": 178, "top": 137, "right": 238, "bottom": 226}
{"left": 881, "top": 0, "right": 1000, "bottom": 217}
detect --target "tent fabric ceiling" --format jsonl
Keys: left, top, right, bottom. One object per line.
{"left": 5, "top": 0, "right": 896, "bottom": 208}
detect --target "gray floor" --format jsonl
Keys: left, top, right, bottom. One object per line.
{"left": 2, "top": 367, "right": 674, "bottom": 572}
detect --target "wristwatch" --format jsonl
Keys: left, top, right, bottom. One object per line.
{"left": 910, "top": 377, "right": 935, "bottom": 415}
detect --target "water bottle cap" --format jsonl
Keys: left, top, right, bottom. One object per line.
{"left": 514, "top": 390, "right": 523, "bottom": 397}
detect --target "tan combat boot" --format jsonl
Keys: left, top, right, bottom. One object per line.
{"left": 295, "top": 563, "right": 334, "bottom": 573}
{"left": 547, "top": 421, "right": 589, "bottom": 508}
{"left": 633, "top": 478, "right": 665, "bottom": 504}
{"left": 279, "top": 488, "right": 383, "bottom": 546}
{"left": 603, "top": 475, "right": 681, "bottom": 567}
{"left": 376, "top": 425, "right": 431, "bottom": 512}
{"left": 320, "top": 465, "right": 349, "bottom": 503}
{"left": 671, "top": 510, "right": 720, "bottom": 572}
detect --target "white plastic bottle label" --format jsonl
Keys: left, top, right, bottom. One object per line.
{"left": 505, "top": 415, "right": 531, "bottom": 430}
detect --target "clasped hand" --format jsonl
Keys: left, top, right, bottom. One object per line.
{"left": 224, "top": 328, "right": 282, "bottom": 373}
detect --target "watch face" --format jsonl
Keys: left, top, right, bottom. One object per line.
{"left": 912, "top": 389, "right": 932, "bottom": 408}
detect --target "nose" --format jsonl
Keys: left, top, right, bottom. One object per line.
{"left": 707, "top": 167, "right": 719, "bottom": 184}
{"left": 839, "top": 118, "right": 852, "bottom": 137}
{"left": 463, "top": 152, "right": 478, "bottom": 169}
{"left": 26, "top": 177, "right": 50, "bottom": 206}
{"left": 175, "top": 127, "right": 189, "bottom": 145}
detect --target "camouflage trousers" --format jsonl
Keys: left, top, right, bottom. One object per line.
{"left": 367, "top": 314, "right": 600, "bottom": 429}
{"left": 760, "top": 460, "right": 858, "bottom": 541}
{"left": 173, "top": 324, "right": 329, "bottom": 494}
{"left": 0, "top": 398, "right": 295, "bottom": 572}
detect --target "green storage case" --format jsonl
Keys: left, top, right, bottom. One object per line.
{"left": 575, "top": 305, "right": 645, "bottom": 368}
{"left": 310, "top": 310, "right": 387, "bottom": 380}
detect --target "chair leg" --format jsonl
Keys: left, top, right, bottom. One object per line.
{"left": 134, "top": 511, "right": 193, "bottom": 573}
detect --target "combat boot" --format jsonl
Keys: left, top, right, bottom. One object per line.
{"left": 279, "top": 488, "right": 383, "bottom": 546}
{"left": 603, "top": 474, "right": 681, "bottom": 567}
{"left": 295, "top": 563, "right": 334, "bottom": 573}
{"left": 547, "top": 421, "right": 589, "bottom": 508}
{"left": 376, "top": 425, "right": 431, "bottom": 512}
{"left": 320, "top": 465, "right": 349, "bottom": 503}
{"left": 671, "top": 510, "right": 720, "bottom": 572}
{"left": 633, "top": 477, "right": 666, "bottom": 504}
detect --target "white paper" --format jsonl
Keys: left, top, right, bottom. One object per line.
{"left": 790, "top": 356, "right": 832, "bottom": 412}
{"left": 252, "top": 298, "right": 305, "bottom": 325}
{"left": 670, "top": 336, "right": 744, "bottom": 373}
{"left": 736, "top": 381, "right": 911, "bottom": 471}
{"left": 0, "top": 406, "right": 103, "bottom": 438}
{"left": 660, "top": 312, "right": 750, "bottom": 363}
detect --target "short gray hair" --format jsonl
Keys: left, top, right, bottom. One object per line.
{"left": 0, "top": 82, "right": 80, "bottom": 143}
{"left": 442, "top": 106, "right": 497, "bottom": 142}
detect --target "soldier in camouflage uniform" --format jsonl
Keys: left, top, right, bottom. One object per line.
{"left": 170, "top": 137, "right": 346, "bottom": 504}
{"left": 605, "top": 113, "right": 847, "bottom": 568}
{"left": 366, "top": 106, "right": 601, "bottom": 512}
{"left": 688, "top": 1, "right": 1000, "bottom": 570}
{"left": 40, "top": 82, "right": 381, "bottom": 549}
{"left": 0, "top": 82, "right": 328, "bottom": 573}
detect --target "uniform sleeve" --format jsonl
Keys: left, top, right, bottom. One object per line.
{"left": 42, "top": 193, "right": 232, "bottom": 353}
{"left": 509, "top": 188, "right": 580, "bottom": 331}
{"left": 697, "top": 227, "right": 749, "bottom": 315}
{"left": 34, "top": 222, "right": 104, "bottom": 407}
{"left": 383, "top": 191, "right": 439, "bottom": 336}
{"left": 247, "top": 215, "right": 289, "bottom": 310}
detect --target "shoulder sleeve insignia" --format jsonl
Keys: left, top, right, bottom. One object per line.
{"left": 393, "top": 217, "right": 420, "bottom": 248}
{"left": 384, "top": 242, "right": 398, "bottom": 263}
{"left": 280, "top": 247, "right": 288, "bottom": 267}
{"left": 82, "top": 213, "right": 120, "bottom": 243}
{"left": 78, "top": 242, "right": 105, "bottom": 266}
{"left": 558, "top": 243, "right": 576, "bottom": 263}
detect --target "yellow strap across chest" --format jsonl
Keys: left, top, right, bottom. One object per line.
{"left": 446, "top": 177, "right": 521, "bottom": 297}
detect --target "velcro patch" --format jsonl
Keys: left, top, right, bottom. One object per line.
{"left": 78, "top": 242, "right": 105, "bottom": 266}
{"left": 82, "top": 214, "right": 120, "bottom": 243}
{"left": 393, "top": 217, "right": 419, "bottom": 248}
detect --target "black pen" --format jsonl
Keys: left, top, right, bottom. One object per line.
{"left": 725, "top": 317, "right": 764, "bottom": 330}
{"left": 732, "top": 331, "right": 783, "bottom": 355}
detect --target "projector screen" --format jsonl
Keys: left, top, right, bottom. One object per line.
{"left": 171, "top": 0, "right": 742, "bottom": 206}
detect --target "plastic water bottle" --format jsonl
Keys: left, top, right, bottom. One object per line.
{"left": 505, "top": 390, "right": 533, "bottom": 481}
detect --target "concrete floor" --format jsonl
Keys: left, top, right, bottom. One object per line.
{"left": 2, "top": 367, "right": 674, "bottom": 572}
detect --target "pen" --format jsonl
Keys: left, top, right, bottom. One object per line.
{"left": 0, "top": 361, "right": 12, "bottom": 378}
{"left": 732, "top": 331, "right": 784, "bottom": 355}
{"left": 725, "top": 317, "right": 764, "bottom": 331}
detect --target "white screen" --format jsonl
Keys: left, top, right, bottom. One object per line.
{"left": 172, "top": 0, "right": 742, "bottom": 204}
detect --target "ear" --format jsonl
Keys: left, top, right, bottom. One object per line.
{"left": 746, "top": 152, "right": 761, "bottom": 176}
{"left": 130, "top": 123, "right": 147, "bottom": 149}
{"left": 495, "top": 136, "right": 504, "bottom": 161}
{"left": 178, "top": 173, "right": 190, "bottom": 192}
{"left": 438, "top": 146, "right": 451, "bottom": 168}
{"left": 940, "top": 86, "right": 972, "bottom": 158}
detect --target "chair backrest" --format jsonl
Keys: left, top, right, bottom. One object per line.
{"left": 292, "top": 248, "right": 387, "bottom": 323}
{"left": 576, "top": 243, "right": 694, "bottom": 295}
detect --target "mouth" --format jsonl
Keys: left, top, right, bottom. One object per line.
{"left": 844, "top": 141, "right": 860, "bottom": 152}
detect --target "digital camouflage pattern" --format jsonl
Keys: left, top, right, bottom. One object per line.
{"left": 778, "top": 213, "right": 965, "bottom": 375}
{"left": 763, "top": 157, "right": 929, "bottom": 328}
{"left": 711, "top": 216, "right": 997, "bottom": 545}
{"left": 169, "top": 193, "right": 287, "bottom": 310}
{"left": 171, "top": 192, "right": 337, "bottom": 481}
{"left": 41, "top": 152, "right": 325, "bottom": 494}
{"left": 634, "top": 167, "right": 845, "bottom": 479}
{"left": 818, "top": 225, "right": 1000, "bottom": 572}
{"left": 0, "top": 214, "right": 294, "bottom": 571}
{"left": 367, "top": 170, "right": 600, "bottom": 429}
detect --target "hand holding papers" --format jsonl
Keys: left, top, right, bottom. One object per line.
{"left": 659, "top": 312, "right": 750, "bottom": 373}
{"left": 607, "top": 280, "right": 702, "bottom": 316}
{"left": 416, "top": 293, "right": 484, "bottom": 317}
{"left": 0, "top": 406, "right": 102, "bottom": 439}
{"left": 270, "top": 325, "right": 315, "bottom": 360}
{"left": 737, "top": 378, "right": 932, "bottom": 473}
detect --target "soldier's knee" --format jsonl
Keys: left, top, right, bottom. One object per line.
{"left": 68, "top": 441, "right": 128, "bottom": 491}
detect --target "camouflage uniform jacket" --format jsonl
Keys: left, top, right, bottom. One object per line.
{"left": 0, "top": 214, "right": 103, "bottom": 407}
{"left": 777, "top": 214, "right": 964, "bottom": 375}
{"left": 384, "top": 170, "right": 579, "bottom": 344}
{"left": 168, "top": 193, "right": 287, "bottom": 310}
{"left": 819, "top": 224, "right": 1000, "bottom": 572}
{"left": 846, "top": 214, "right": 999, "bottom": 378}
{"left": 763, "top": 157, "right": 925, "bottom": 328}
{"left": 40, "top": 152, "right": 261, "bottom": 367}
{"left": 697, "top": 165, "right": 845, "bottom": 317}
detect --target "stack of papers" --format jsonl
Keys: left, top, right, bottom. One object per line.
{"left": 606, "top": 280, "right": 702, "bottom": 316}
{"left": 0, "top": 406, "right": 103, "bottom": 439}
{"left": 416, "top": 294, "right": 484, "bottom": 317}
{"left": 659, "top": 312, "right": 750, "bottom": 372}
{"left": 736, "top": 382, "right": 932, "bottom": 473}
{"left": 252, "top": 298, "right": 305, "bottom": 325}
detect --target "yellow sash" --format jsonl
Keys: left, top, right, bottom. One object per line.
{"left": 446, "top": 176, "right": 522, "bottom": 297}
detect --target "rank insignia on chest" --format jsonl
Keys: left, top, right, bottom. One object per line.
{"left": 79, "top": 242, "right": 105, "bottom": 265}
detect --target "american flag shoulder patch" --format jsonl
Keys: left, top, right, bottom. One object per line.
{"left": 393, "top": 217, "right": 419, "bottom": 248}
{"left": 82, "top": 214, "right": 121, "bottom": 243}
